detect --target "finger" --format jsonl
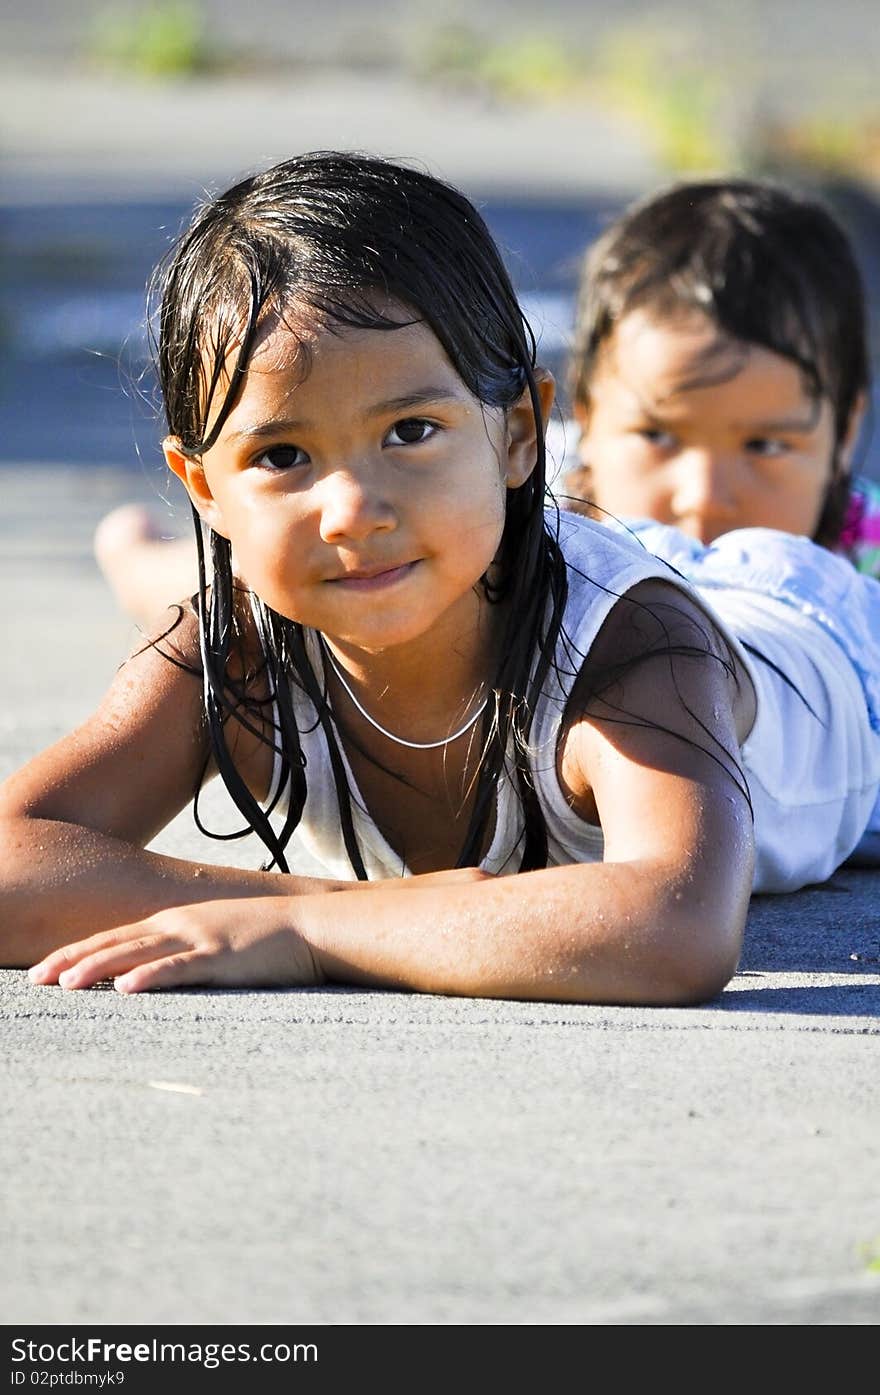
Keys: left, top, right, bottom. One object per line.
{"left": 115, "top": 949, "right": 220, "bottom": 995}
{"left": 29, "top": 927, "right": 139, "bottom": 984}
{"left": 55, "top": 933, "right": 189, "bottom": 991}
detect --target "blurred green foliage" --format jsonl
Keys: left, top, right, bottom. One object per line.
{"left": 861, "top": 1235, "right": 880, "bottom": 1273}
{"left": 474, "top": 36, "right": 583, "bottom": 102}
{"left": 81, "top": 6, "right": 880, "bottom": 182}
{"left": 87, "top": 2, "right": 212, "bottom": 77}
{"left": 408, "top": 19, "right": 740, "bottom": 169}
{"left": 593, "top": 26, "right": 737, "bottom": 172}
{"left": 408, "top": 15, "right": 880, "bottom": 182}
{"left": 410, "top": 25, "right": 585, "bottom": 102}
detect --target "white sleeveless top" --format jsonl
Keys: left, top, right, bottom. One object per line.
{"left": 266, "top": 511, "right": 880, "bottom": 893}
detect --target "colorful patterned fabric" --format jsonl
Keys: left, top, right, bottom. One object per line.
{"left": 839, "top": 474, "right": 880, "bottom": 578}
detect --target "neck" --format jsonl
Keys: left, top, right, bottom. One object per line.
{"left": 320, "top": 597, "right": 503, "bottom": 750}
{"left": 324, "top": 643, "right": 488, "bottom": 751}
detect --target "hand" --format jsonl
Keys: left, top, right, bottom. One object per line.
{"left": 27, "top": 897, "right": 324, "bottom": 994}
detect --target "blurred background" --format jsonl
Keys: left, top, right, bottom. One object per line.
{"left": 4, "top": 0, "right": 880, "bottom": 483}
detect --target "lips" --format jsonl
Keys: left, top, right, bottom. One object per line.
{"left": 328, "top": 560, "right": 417, "bottom": 589}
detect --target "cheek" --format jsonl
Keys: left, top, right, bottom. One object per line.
{"left": 762, "top": 484, "right": 827, "bottom": 535}
{"left": 222, "top": 499, "right": 306, "bottom": 587}
{"left": 763, "top": 455, "right": 834, "bottom": 533}
{"left": 442, "top": 471, "right": 507, "bottom": 575}
{"left": 466, "top": 487, "right": 508, "bottom": 562}
{"left": 588, "top": 446, "right": 668, "bottom": 512}
{"left": 445, "top": 456, "right": 507, "bottom": 522}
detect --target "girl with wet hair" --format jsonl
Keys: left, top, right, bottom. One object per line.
{"left": 559, "top": 176, "right": 880, "bottom": 860}
{"left": 96, "top": 176, "right": 879, "bottom": 623}
{"left": 3, "top": 153, "right": 879, "bottom": 1002}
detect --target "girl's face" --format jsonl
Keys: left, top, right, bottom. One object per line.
{"left": 165, "top": 308, "right": 546, "bottom": 657}
{"left": 571, "top": 308, "right": 850, "bottom": 544}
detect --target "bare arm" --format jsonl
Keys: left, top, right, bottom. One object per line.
{"left": 298, "top": 585, "right": 755, "bottom": 1004}
{"left": 0, "top": 610, "right": 340, "bottom": 965}
{"left": 0, "top": 607, "right": 481, "bottom": 966}
{"left": 28, "top": 585, "right": 756, "bottom": 1004}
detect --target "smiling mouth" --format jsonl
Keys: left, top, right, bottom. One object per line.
{"left": 329, "top": 561, "right": 417, "bottom": 590}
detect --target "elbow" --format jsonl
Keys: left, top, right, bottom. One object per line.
{"left": 643, "top": 905, "right": 746, "bottom": 1006}
{"left": 563, "top": 902, "right": 746, "bottom": 1008}
{"left": 659, "top": 940, "right": 741, "bottom": 1006}
{"left": 539, "top": 921, "right": 743, "bottom": 1008}
{"left": 636, "top": 842, "right": 754, "bottom": 1007}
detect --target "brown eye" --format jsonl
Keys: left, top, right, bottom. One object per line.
{"left": 638, "top": 428, "right": 675, "bottom": 448}
{"left": 744, "top": 438, "right": 787, "bottom": 457}
{"left": 386, "top": 418, "right": 436, "bottom": 446}
{"left": 255, "top": 445, "right": 309, "bottom": 470}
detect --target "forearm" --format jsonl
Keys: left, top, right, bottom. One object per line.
{"left": 295, "top": 859, "right": 749, "bottom": 1006}
{"left": 23, "top": 847, "right": 749, "bottom": 1001}
{"left": 0, "top": 816, "right": 341, "bottom": 966}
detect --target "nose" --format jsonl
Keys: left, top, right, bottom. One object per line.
{"left": 669, "top": 450, "right": 741, "bottom": 544}
{"left": 317, "top": 464, "right": 397, "bottom": 544}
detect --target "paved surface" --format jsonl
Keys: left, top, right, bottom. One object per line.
{"left": 1, "top": 466, "right": 879, "bottom": 1327}
{"left": 0, "top": 60, "right": 879, "bottom": 1328}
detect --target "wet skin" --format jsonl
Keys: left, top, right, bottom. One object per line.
{"left": 165, "top": 311, "right": 543, "bottom": 742}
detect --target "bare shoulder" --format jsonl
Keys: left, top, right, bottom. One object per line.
{"left": 112, "top": 591, "right": 278, "bottom": 802}
{"left": 0, "top": 602, "right": 204, "bottom": 838}
{"left": 577, "top": 578, "right": 748, "bottom": 691}
{"left": 558, "top": 577, "right": 756, "bottom": 822}
{"left": 106, "top": 599, "right": 204, "bottom": 719}
{"left": 0, "top": 596, "right": 274, "bottom": 843}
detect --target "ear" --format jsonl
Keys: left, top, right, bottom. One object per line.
{"left": 163, "top": 437, "right": 230, "bottom": 539}
{"left": 504, "top": 368, "right": 556, "bottom": 488}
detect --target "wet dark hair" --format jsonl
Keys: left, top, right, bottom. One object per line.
{"left": 150, "top": 150, "right": 568, "bottom": 876}
{"left": 569, "top": 177, "right": 871, "bottom": 548}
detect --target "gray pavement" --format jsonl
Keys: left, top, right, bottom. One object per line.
{"left": 1, "top": 471, "right": 879, "bottom": 1328}
{"left": 1, "top": 59, "right": 879, "bottom": 1328}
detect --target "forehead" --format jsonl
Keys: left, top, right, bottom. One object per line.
{"left": 210, "top": 311, "right": 470, "bottom": 433}
{"left": 598, "top": 308, "right": 818, "bottom": 417}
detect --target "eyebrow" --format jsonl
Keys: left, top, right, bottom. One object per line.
{"left": 224, "top": 387, "right": 466, "bottom": 442}
{"left": 627, "top": 401, "right": 821, "bottom": 435}
{"left": 734, "top": 414, "right": 820, "bottom": 434}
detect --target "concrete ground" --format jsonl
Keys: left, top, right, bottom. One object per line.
{"left": 1, "top": 472, "right": 879, "bottom": 1328}
{"left": 1, "top": 60, "right": 879, "bottom": 1328}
